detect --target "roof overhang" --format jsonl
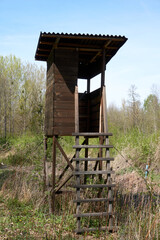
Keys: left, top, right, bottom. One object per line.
{"left": 35, "top": 32, "right": 127, "bottom": 79}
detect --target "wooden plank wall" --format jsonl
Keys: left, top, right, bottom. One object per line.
{"left": 89, "top": 88, "right": 101, "bottom": 132}
{"left": 79, "top": 88, "right": 100, "bottom": 132}
{"left": 45, "top": 48, "right": 78, "bottom": 136}
{"left": 79, "top": 93, "right": 88, "bottom": 132}
{"left": 45, "top": 50, "right": 54, "bottom": 136}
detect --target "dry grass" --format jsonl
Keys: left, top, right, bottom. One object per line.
{"left": 114, "top": 189, "right": 160, "bottom": 240}
{"left": 0, "top": 165, "right": 159, "bottom": 239}
{"left": 0, "top": 135, "right": 159, "bottom": 239}
{"left": 0, "top": 166, "right": 44, "bottom": 207}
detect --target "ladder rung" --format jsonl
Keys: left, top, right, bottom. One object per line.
{"left": 74, "top": 184, "right": 115, "bottom": 189}
{"left": 73, "top": 157, "right": 114, "bottom": 161}
{"left": 79, "top": 115, "right": 88, "bottom": 118}
{"left": 75, "top": 226, "right": 117, "bottom": 233}
{"left": 74, "top": 212, "right": 114, "bottom": 217}
{"left": 73, "top": 198, "right": 113, "bottom": 203}
{"left": 73, "top": 170, "right": 114, "bottom": 175}
{"left": 72, "top": 132, "right": 113, "bottom": 137}
{"left": 73, "top": 145, "right": 113, "bottom": 149}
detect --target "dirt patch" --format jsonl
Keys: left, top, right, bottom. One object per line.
{"left": 0, "top": 149, "right": 15, "bottom": 159}
{"left": 115, "top": 171, "right": 147, "bottom": 193}
{"left": 111, "top": 149, "right": 133, "bottom": 172}
{"left": 111, "top": 148, "right": 160, "bottom": 194}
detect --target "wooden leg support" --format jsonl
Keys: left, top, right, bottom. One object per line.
{"left": 51, "top": 136, "right": 56, "bottom": 213}
{"left": 84, "top": 137, "right": 88, "bottom": 184}
{"left": 43, "top": 136, "right": 47, "bottom": 192}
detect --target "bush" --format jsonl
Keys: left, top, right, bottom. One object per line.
{"left": 0, "top": 133, "right": 44, "bottom": 166}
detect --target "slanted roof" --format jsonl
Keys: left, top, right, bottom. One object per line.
{"left": 35, "top": 32, "right": 127, "bottom": 79}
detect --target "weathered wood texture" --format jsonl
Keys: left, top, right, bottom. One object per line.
{"left": 45, "top": 47, "right": 101, "bottom": 136}
{"left": 45, "top": 49, "right": 78, "bottom": 136}
{"left": 79, "top": 88, "right": 100, "bottom": 132}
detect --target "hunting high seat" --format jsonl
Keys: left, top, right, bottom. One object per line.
{"left": 35, "top": 32, "right": 127, "bottom": 233}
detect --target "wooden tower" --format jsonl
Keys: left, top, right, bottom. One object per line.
{"left": 35, "top": 32, "right": 127, "bottom": 233}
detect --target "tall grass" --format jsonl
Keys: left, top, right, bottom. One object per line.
{"left": 115, "top": 191, "right": 160, "bottom": 240}
{"left": 0, "top": 132, "right": 159, "bottom": 239}
{"left": 0, "top": 133, "right": 44, "bottom": 166}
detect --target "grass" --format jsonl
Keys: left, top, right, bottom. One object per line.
{"left": 0, "top": 195, "right": 76, "bottom": 239}
{"left": 110, "top": 128, "right": 160, "bottom": 163}
{"left": 0, "top": 133, "right": 44, "bottom": 166}
{"left": 0, "top": 131, "right": 160, "bottom": 239}
{"left": 0, "top": 190, "right": 159, "bottom": 239}
{"left": 115, "top": 191, "right": 160, "bottom": 240}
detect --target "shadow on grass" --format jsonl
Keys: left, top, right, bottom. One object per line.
{"left": 0, "top": 169, "right": 14, "bottom": 190}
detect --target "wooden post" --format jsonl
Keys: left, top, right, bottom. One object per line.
{"left": 51, "top": 136, "right": 56, "bottom": 213}
{"left": 103, "top": 86, "right": 113, "bottom": 230}
{"left": 43, "top": 136, "right": 48, "bottom": 192}
{"left": 102, "top": 86, "right": 108, "bottom": 133}
{"left": 87, "top": 78, "right": 90, "bottom": 93}
{"left": 99, "top": 50, "right": 106, "bottom": 181}
{"left": 101, "top": 50, "right": 113, "bottom": 229}
{"left": 75, "top": 86, "right": 79, "bottom": 133}
{"left": 84, "top": 137, "right": 88, "bottom": 184}
{"left": 98, "top": 97, "right": 103, "bottom": 181}
{"left": 101, "top": 48, "right": 106, "bottom": 88}
{"left": 44, "top": 136, "right": 52, "bottom": 214}
{"left": 98, "top": 95, "right": 103, "bottom": 188}
{"left": 75, "top": 86, "right": 81, "bottom": 231}
{"left": 84, "top": 78, "right": 90, "bottom": 184}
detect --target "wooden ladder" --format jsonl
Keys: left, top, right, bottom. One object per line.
{"left": 72, "top": 132, "right": 115, "bottom": 233}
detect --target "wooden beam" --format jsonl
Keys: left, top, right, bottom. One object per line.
{"left": 102, "top": 86, "right": 108, "bottom": 133}
{"left": 90, "top": 40, "right": 112, "bottom": 63}
{"left": 39, "top": 42, "right": 101, "bottom": 51}
{"left": 58, "top": 139, "right": 86, "bottom": 182}
{"left": 74, "top": 85, "right": 81, "bottom": 231}
{"left": 74, "top": 212, "right": 113, "bottom": 217}
{"left": 36, "top": 53, "right": 48, "bottom": 57}
{"left": 55, "top": 37, "right": 60, "bottom": 46}
{"left": 84, "top": 137, "right": 88, "bottom": 184}
{"left": 74, "top": 184, "right": 115, "bottom": 188}
{"left": 43, "top": 137, "right": 48, "bottom": 192}
{"left": 54, "top": 138, "right": 74, "bottom": 171}
{"left": 72, "top": 132, "right": 112, "bottom": 137}
{"left": 55, "top": 174, "right": 73, "bottom": 193}
{"left": 73, "top": 170, "right": 115, "bottom": 175}
{"left": 101, "top": 48, "right": 106, "bottom": 88}
{"left": 40, "top": 41, "right": 53, "bottom": 45}
{"left": 38, "top": 48, "right": 51, "bottom": 52}
{"left": 73, "top": 157, "right": 114, "bottom": 161}
{"left": 37, "top": 47, "right": 112, "bottom": 60}
{"left": 73, "top": 145, "right": 113, "bottom": 149}
{"left": 58, "top": 42, "right": 100, "bottom": 48}
{"left": 87, "top": 78, "right": 90, "bottom": 93}
{"left": 51, "top": 136, "right": 56, "bottom": 213}
{"left": 73, "top": 198, "right": 113, "bottom": 203}
{"left": 104, "top": 40, "right": 112, "bottom": 49}
{"left": 90, "top": 51, "right": 101, "bottom": 63}
{"left": 79, "top": 48, "right": 100, "bottom": 52}
{"left": 75, "top": 86, "right": 79, "bottom": 133}
{"left": 40, "top": 38, "right": 60, "bottom": 47}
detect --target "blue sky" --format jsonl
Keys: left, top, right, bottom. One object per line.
{"left": 0, "top": 0, "right": 160, "bottom": 107}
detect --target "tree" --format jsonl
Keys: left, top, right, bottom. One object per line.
{"left": 144, "top": 94, "right": 160, "bottom": 133}
{"left": 18, "top": 63, "right": 45, "bottom": 133}
{"left": 0, "top": 55, "right": 45, "bottom": 137}
{"left": 127, "top": 85, "right": 141, "bottom": 129}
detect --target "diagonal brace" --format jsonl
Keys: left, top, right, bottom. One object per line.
{"left": 55, "top": 174, "right": 73, "bottom": 193}
{"left": 54, "top": 137, "right": 74, "bottom": 171}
